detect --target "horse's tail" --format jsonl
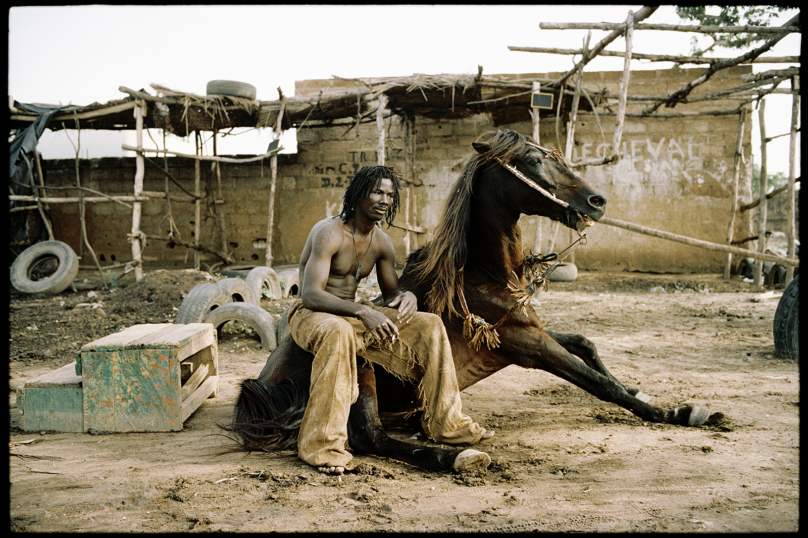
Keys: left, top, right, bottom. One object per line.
{"left": 224, "top": 377, "right": 309, "bottom": 451}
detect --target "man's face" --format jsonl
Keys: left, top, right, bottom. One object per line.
{"left": 360, "top": 177, "right": 395, "bottom": 221}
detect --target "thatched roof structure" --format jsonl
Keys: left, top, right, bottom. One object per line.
{"left": 9, "top": 73, "right": 590, "bottom": 136}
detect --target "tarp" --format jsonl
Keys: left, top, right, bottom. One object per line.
{"left": 8, "top": 102, "right": 80, "bottom": 245}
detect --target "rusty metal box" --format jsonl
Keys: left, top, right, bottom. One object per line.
{"left": 78, "top": 323, "right": 218, "bottom": 433}
{"left": 17, "top": 362, "right": 85, "bottom": 432}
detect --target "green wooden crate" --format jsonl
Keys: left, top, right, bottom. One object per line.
{"left": 79, "top": 323, "right": 218, "bottom": 433}
{"left": 17, "top": 362, "right": 84, "bottom": 432}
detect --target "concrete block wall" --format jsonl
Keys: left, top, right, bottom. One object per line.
{"left": 39, "top": 66, "right": 758, "bottom": 273}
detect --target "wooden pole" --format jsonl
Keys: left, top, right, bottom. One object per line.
{"left": 508, "top": 45, "right": 798, "bottom": 66}
{"left": 611, "top": 10, "right": 633, "bottom": 159}
{"left": 752, "top": 100, "right": 769, "bottom": 290}
{"left": 212, "top": 130, "right": 228, "bottom": 256}
{"left": 551, "top": 6, "right": 658, "bottom": 88}
{"left": 377, "top": 94, "right": 387, "bottom": 165}
{"left": 530, "top": 82, "right": 542, "bottom": 255}
{"left": 409, "top": 114, "right": 419, "bottom": 253}
{"left": 538, "top": 21, "right": 800, "bottom": 34}
{"left": 131, "top": 101, "right": 146, "bottom": 281}
{"left": 599, "top": 217, "right": 798, "bottom": 267}
{"left": 402, "top": 114, "right": 413, "bottom": 256}
{"left": 643, "top": 14, "right": 799, "bottom": 115}
{"left": 265, "top": 93, "right": 286, "bottom": 268}
{"left": 21, "top": 152, "right": 54, "bottom": 241}
{"left": 122, "top": 144, "right": 282, "bottom": 163}
{"left": 738, "top": 178, "right": 801, "bottom": 213}
{"left": 785, "top": 75, "right": 799, "bottom": 284}
{"left": 564, "top": 32, "right": 589, "bottom": 264}
{"left": 723, "top": 107, "right": 748, "bottom": 279}
{"left": 194, "top": 131, "right": 201, "bottom": 271}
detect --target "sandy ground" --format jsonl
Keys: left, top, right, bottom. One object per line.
{"left": 7, "top": 269, "right": 799, "bottom": 532}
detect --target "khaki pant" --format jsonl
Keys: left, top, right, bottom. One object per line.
{"left": 288, "top": 299, "right": 486, "bottom": 469}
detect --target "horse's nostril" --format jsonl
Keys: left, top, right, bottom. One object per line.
{"left": 590, "top": 195, "right": 607, "bottom": 208}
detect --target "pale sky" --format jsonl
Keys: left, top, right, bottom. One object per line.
{"left": 8, "top": 5, "right": 800, "bottom": 175}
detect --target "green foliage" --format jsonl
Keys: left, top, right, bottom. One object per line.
{"left": 675, "top": 6, "right": 793, "bottom": 56}
{"left": 751, "top": 164, "right": 790, "bottom": 196}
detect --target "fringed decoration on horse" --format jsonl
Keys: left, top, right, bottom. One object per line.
{"left": 506, "top": 271, "right": 534, "bottom": 317}
{"left": 462, "top": 312, "right": 501, "bottom": 351}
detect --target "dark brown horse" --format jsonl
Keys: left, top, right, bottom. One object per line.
{"left": 227, "top": 130, "right": 709, "bottom": 472}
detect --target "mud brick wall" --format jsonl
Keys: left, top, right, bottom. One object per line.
{"left": 41, "top": 66, "right": 760, "bottom": 273}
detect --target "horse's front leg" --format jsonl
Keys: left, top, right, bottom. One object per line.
{"left": 545, "top": 331, "right": 651, "bottom": 402}
{"left": 347, "top": 362, "right": 467, "bottom": 473}
{"left": 505, "top": 327, "right": 709, "bottom": 427}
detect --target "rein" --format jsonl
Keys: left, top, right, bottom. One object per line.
{"left": 459, "top": 143, "right": 594, "bottom": 351}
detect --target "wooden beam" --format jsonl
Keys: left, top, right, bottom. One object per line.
{"left": 598, "top": 217, "right": 799, "bottom": 267}
{"left": 508, "top": 46, "right": 798, "bottom": 65}
{"left": 785, "top": 75, "right": 800, "bottom": 284}
{"left": 611, "top": 10, "right": 633, "bottom": 159}
{"left": 550, "top": 6, "right": 659, "bottom": 88}
{"left": 9, "top": 101, "right": 137, "bottom": 125}
{"left": 130, "top": 101, "right": 145, "bottom": 281}
{"left": 738, "top": 177, "right": 801, "bottom": 213}
{"left": 538, "top": 22, "right": 800, "bottom": 34}
{"left": 723, "top": 107, "right": 748, "bottom": 279}
{"left": 122, "top": 144, "right": 281, "bottom": 163}
{"left": 752, "top": 100, "right": 769, "bottom": 290}
{"left": 642, "top": 14, "right": 799, "bottom": 115}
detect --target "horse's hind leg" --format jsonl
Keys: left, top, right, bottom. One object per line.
{"left": 347, "top": 362, "right": 465, "bottom": 473}
{"left": 546, "top": 331, "right": 651, "bottom": 402}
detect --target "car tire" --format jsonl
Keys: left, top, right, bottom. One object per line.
{"left": 204, "top": 302, "right": 277, "bottom": 351}
{"left": 206, "top": 80, "right": 256, "bottom": 100}
{"left": 277, "top": 269, "right": 300, "bottom": 297}
{"left": 773, "top": 274, "right": 798, "bottom": 361}
{"left": 10, "top": 241, "right": 79, "bottom": 295}
{"left": 246, "top": 266, "right": 282, "bottom": 301}
{"left": 220, "top": 265, "right": 255, "bottom": 279}
{"left": 216, "top": 277, "right": 259, "bottom": 305}
{"left": 175, "top": 283, "right": 231, "bottom": 324}
{"left": 547, "top": 262, "right": 578, "bottom": 282}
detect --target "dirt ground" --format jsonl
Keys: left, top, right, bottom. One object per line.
{"left": 7, "top": 268, "right": 799, "bottom": 532}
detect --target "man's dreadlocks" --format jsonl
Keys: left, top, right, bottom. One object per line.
{"left": 339, "top": 165, "right": 402, "bottom": 227}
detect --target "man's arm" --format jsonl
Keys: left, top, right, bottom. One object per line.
{"left": 375, "top": 234, "right": 418, "bottom": 324}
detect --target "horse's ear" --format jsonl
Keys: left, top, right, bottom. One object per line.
{"left": 472, "top": 141, "right": 490, "bottom": 154}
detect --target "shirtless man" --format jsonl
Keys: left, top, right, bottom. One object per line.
{"left": 289, "top": 165, "right": 493, "bottom": 474}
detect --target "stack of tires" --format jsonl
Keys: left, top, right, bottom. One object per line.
{"left": 175, "top": 267, "right": 280, "bottom": 351}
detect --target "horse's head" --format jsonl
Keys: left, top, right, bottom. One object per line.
{"left": 471, "top": 130, "right": 606, "bottom": 232}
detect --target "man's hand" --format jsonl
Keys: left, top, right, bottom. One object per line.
{"left": 358, "top": 306, "right": 400, "bottom": 342}
{"left": 387, "top": 290, "right": 418, "bottom": 325}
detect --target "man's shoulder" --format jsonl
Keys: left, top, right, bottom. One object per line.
{"left": 312, "top": 216, "right": 344, "bottom": 233}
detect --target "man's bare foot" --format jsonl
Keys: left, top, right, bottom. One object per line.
{"left": 317, "top": 466, "right": 345, "bottom": 475}
{"left": 482, "top": 430, "right": 495, "bottom": 440}
{"left": 453, "top": 449, "right": 491, "bottom": 473}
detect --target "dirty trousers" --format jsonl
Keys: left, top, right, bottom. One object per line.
{"left": 288, "top": 299, "right": 486, "bottom": 469}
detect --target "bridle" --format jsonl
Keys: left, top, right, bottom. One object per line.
{"left": 458, "top": 140, "right": 595, "bottom": 351}
{"left": 495, "top": 141, "right": 570, "bottom": 209}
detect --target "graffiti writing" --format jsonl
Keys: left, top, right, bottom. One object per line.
{"left": 316, "top": 148, "right": 406, "bottom": 188}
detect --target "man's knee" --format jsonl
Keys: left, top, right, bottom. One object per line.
{"left": 415, "top": 311, "right": 443, "bottom": 326}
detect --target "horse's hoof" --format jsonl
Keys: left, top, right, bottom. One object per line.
{"left": 688, "top": 406, "right": 710, "bottom": 427}
{"left": 635, "top": 391, "right": 652, "bottom": 403}
{"left": 453, "top": 449, "right": 491, "bottom": 473}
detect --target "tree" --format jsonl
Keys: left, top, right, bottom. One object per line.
{"left": 751, "top": 164, "right": 789, "bottom": 196}
{"left": 675, "top": 6, "right": 794, "bottom": 56}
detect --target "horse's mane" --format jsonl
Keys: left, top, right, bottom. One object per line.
{"left": 410, "top": 130, "right": 532, "bottom": 318}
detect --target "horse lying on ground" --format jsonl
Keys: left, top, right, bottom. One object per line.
{"left": 226, "top": 129, "right": 710, "bottom": 473}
